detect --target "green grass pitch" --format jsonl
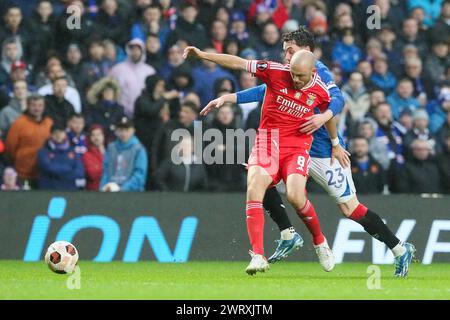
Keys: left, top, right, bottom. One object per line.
{"left": 1, "top": 261, "right": 449, "bottom": 300}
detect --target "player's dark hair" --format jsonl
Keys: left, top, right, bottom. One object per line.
{"left": 281, "top": 26, "right": 315, "bottom": 51}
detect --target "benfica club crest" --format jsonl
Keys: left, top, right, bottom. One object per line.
{"left": 306, "top": 93, "right": 317, "bottom": 106}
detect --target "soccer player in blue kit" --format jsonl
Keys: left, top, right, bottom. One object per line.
{"left": 207, "top": 27, "right": 416, "bottom": 277}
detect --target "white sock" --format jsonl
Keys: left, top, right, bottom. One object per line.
{"left": 280, "top": 227, "right": 295, "bottom": 240}
{"left": 391, "top": 242, "right": 406, "bottom": 257}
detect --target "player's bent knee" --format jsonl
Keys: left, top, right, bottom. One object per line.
{"left": 286, "top": 190, "right": 307, "bottom": 210}
{"left": 339, "top": 197, "right": 360, "bottom": 217}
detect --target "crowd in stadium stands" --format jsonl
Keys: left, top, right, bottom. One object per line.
{"left": 0, "top": 0, "right": 449, "bottom": 194}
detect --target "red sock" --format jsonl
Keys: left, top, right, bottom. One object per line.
{"left": 246, "top": 201, "right": 265, "bottom": 255}
{"left": 349, "top": 204, "right": 368, "bottom": 221}
{"left": 297, "top": 199, "right": 325, "bottom": 246}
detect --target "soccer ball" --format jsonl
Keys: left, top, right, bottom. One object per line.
{"left": 44, "top": 241, "right": 79, "bottom": 274}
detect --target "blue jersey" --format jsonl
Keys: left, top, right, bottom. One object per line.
{"left": 236, "top": 60, "right": 346, "bottom": 158}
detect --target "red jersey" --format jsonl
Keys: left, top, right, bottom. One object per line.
{"left": 246, "top": 60, "right": 331, "bottom": 148}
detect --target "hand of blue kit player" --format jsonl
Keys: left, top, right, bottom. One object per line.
{"left": 200, "top": 97, "right": 225, "bottom": 116}
{"left": 300, "top": 113, "right": 331, "bottom": 135}
{"left": 331, "top": 144, "right": 351, "bottom": 168}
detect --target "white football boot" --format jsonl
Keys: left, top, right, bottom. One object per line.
{"left": 314, "top": 238, "right": 335, "bottom": 272}
{"left": 245, "top": 250, "right": 269, "bottom": 276}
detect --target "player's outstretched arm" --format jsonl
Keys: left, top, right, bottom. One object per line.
{"left": 183, "top": 46, "right": 248, "bottom": 71}
{"left": 200, "top": 93, "right": 237, "bottom": 116}
{"left": 324, "top": 117, "right": 351, "bottom": 168}
{"left": 236, "top": 85, "right": 266, "bottom": 104}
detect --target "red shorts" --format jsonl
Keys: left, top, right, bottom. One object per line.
{"left": 248, "top": 138, "right": 311, "bottom": 185}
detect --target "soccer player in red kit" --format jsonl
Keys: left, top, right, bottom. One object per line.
{"left": 184, "top": 47, "right": 341, "bottom": 275}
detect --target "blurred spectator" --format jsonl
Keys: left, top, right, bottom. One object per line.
{"left": 152, "top": 101, "right": 198, "bottom": 171}
{"left": 192, "top": 47, "right": 237, "bottom": 107}
{"left": 373, "top": 0, "right": 405, "bottom": 31}
{"left": 309, "top": 13, "right": 331, "bottom": 59}
{"left": 229, "top": 11, "right": 250, "bottom": 48}
{"left": 365, "top": 38, "right": 384, "bottom": 64}
{"left": 408, "top": 0, "right": 443, "bottom": 27}
{"left": 2, "top": 60, "right": 33, "bottom": 97}
{"left": 135, "top": 74, "right": 179, "bottom": 157}
{"left": 131, "top": 4, "right": 170, "bottom": 49}
{"left": 436, "top": 109, "right": 450, "bottom": 149}
{"left": 214, "top": 6, "right": 230, "bottom": 26}
{"left": 367, "top": 89, "right": 386, "bottom": 115}
{"left": 0, "top": 37, "right": 23, "bottom": 86}
{"left": 67, "top": 113, "right": 87, "bottom": 155}
{"left": 37, "top": 64, "right": 82, "bottom": 113}
{"left": 331, "top": 28, "right": 362, "bottom": 74}
{"left": 350, "top": 137, "right": 384, "bottom": 194}
{"left": 207, "top": 103, "right": 245, "bottom": 191}
{"left": 0, "top": 6, "right": 32, "bottom": 64}
{"left": 425, "top": 41, "right": 450, "bottom": 85}
{"left": 64, "top": 43, "right": 85, "bottom": 91}
{"left": 273, "top": 0, "right": 303, "bottom": 30}
{"left": 44, "top": 76, "right": 76, "bottom": 127}
{"left": 83, "top": 125, "right": 106, "bottom": 191}
{"left": 254, "top": 22, "right": 283, "bottom": 62}
{"left": 80, "top": 38, "right": 114, "bottom": 92}
{"left": 372, "top": 102, "right": 406, "bottom": 180}
{"left": 342, "top": 71, "right": 370, "bottom": 124}
{"left": 370, "top": 57, "right": 397, "bottom": 95}
{"left": 37, "top": 123, "right": 84, "bottom": 191}
{"left": 131, "top": 0, "right": 152, "bottom": 21}
{"left": 357, "top": 60, "right": 373, "bottom": 89}
{"left": 0, "top": 79, "right": 28, "bottom": 138}
{"left": 154, "top": 135, "right": 208, "bottom": 192}
{"left": 103, "top": 38, "right": 126, "bottom": 64}
{"left": 248, "top": 4, "right": 275, "bottom": 42}
{"left": 183, "top": 91, "right": 201, "bottom": 111}
{"left": 1, "top": 167, "right": 20, "bottom": 191}
{"left": 100, "top": 117, "right": 148, "bottom": 192}
{"left": 54, "top": 0, "right": 93, "bottom": 54}
{"left": 398, "top": 18, "right": 428, "bottom": 58}
{"left": 28, "top": 0, "right": 56, "bottom": 68}
{"left": 395, "top": 139, "right": 441, "bottom": 194}
{"left": 403, "top": 57, "right": 432, "bottom": 100}
{"left": 358, "top": 118, "right": 390, "bottom": 170}
{"left": 209, "top": 19, "right": 228, "bottom": 54}
{"left": 145, "top": 33, "right": 163, "bottom": 72}
{"left": 376, "top": 25, "right": 402, "bottom": 76}
{"left": 169, "top": 64, "right": 194, "bottom": 99}
{"left": 430, "top": 0, "right": 450, "bottom": 43}
{"left": 409, "top": 7, "right": 427, "bottom": 32}
{"left": 437, "top": 132, "right": 450, "bottom": 193}
{"left": 109, "top": 38, "right": 155, "bottom": 117}
{"left": 86, "top": 77, "right": 125, "bottom": 142}
{"left": 399, "top": 109, "right": 414, "bottom": 132}
{"left": 229, "top": 33, "right": 245, "bottom": 55}
{"left": 159, "top": 44, "right": 186, "bottom": 82}
{"left": 95, "top": 0, "right": 128, "bottom": 46}
{"left": 403, "top": 109, "right": 437, "bottom": 156}
{"left": 5, "top": 94, "right": 52, "bottom": 187}
{"left": 387, "top": 78, "right": 420, "bottom": 120}
{"left": 166, "top": 2, "right": 208, "bottom": 50}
